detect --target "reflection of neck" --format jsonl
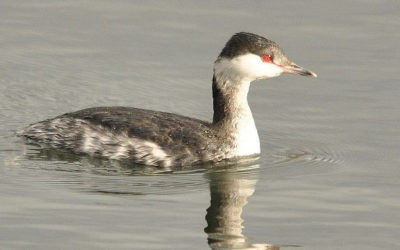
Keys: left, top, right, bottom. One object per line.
{"left": 204, "top": 170, "right": 256, "bottom": 248}
{"left": 204, "top": 169, "right": 281, "bottom": 249}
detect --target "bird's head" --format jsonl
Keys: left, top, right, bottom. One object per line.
{"left": 214, "top": 32, "right": 317, "bottom": 83}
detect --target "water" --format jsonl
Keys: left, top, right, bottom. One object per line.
{"left": 1, "top": 1, "right": 399, "bottom": 249}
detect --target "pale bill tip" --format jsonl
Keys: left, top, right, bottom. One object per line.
{"left": 309, "top": 71, "right": 318, "bottom": 78}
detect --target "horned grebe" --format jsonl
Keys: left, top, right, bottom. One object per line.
{"left": 19, "top": 32, "right": 316, "bottom": 168}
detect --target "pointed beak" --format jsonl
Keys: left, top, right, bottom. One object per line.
{"left": 282, "top": 63, "right": 317, "bottom": 78}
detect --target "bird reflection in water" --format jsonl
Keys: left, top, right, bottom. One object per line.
{"left": 205, "top": 165, "right": 283, "bottom": 250}
{"left": 17, "top": 147, "right": 296, "bottom": 249}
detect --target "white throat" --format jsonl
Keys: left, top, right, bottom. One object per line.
{"left": 233, "top": 103, "right": 260, "bottom": 157}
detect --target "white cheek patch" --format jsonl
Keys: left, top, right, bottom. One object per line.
{"left": 233, "top": 54, "right": 283, "bottom": 80}
{"left": 214, "top": 54, "right": 283, "bottom": 82}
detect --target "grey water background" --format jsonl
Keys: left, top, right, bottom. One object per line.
{"left": 0, "top": 0, "right": 399, "bottom": 249}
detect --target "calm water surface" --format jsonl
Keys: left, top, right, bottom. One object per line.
{"left": 1, "top": 1, "right": 399, "bottom": 249}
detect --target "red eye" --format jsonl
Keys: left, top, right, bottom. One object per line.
{"left": 262, "top": 54, "right": 272, "bottom": 63}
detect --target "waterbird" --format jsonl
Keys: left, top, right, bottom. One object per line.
{"left": 19, "top": 32, "right": 317, "bottom": 168}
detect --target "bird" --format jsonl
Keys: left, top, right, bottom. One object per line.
{"left": 18, "top": 32, "right": 317, "bottom": 168}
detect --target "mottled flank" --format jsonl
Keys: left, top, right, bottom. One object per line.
{"left": 19, "top": 107, "right": 228, "bottom": 167}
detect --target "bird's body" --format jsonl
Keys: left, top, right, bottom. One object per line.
{"left": 23, "top": 107, "right": 224, "bottom": 167}
{"left": 19, "top": 32, "right": 316, "bottom": 168}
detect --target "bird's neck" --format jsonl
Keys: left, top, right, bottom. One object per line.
{"left": 212, "top": 75, "right": 251, "bottom": 124}
{"left": 212, "top": 74, "right": 260, "bottom": 156}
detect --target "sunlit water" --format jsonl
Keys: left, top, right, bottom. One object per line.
{"left": 1, "top": 1, "right": 399, "bottom": 249}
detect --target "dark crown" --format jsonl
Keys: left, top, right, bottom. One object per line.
{"left": 218, "top": 32, "right": 291, "bottom": 65}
